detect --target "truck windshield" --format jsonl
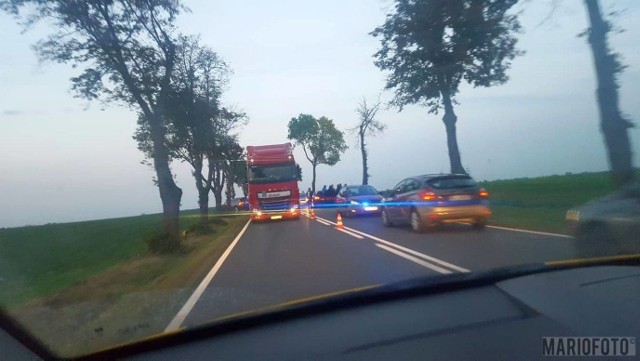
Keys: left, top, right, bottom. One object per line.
{"left": 249, "top": 164, "right": 297, "bottom": 184}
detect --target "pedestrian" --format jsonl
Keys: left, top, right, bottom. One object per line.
{"left": 307, "top": 187, "right": 313, "bottom": 205}
{"left": 328, "top": 184, "right": 335, "bottom": 196}
{"left": 336, "top": 183, "right": 342, "bottom": 195}
{"left": 321, "top": 185, "right": 327, "bottom": 195}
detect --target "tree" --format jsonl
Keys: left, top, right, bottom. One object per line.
{"left": 221, "top": 138, "right": 244, "bottom": 208}
{"left": 371, "top": 0, "right": 523, "bottom": 174}
{"left": 295, "top": 164, "right": 303, "bottom": 182}
{"left": 1, "top": 0, "right": 186, "bottom": 237}
{"left": 134, "top": 35, "right": 230, "bottom": 223}
{"left": 582, "top": 0, "right": 635, "bottom": 186}
{"left": 209, "top": 109, "right": 247, "bottom": 209}
{"left": 287, "top": 114, "right": 347, "bottom": 192}
{"left": 351, "top": 97, "right": 385, "bottom": 185}
{"left": 232, "top": 159, "right": 248, "bottom": 197}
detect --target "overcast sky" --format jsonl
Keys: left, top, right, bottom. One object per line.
{"left": 1, "top": 0, "right": 639, "bottom": 227}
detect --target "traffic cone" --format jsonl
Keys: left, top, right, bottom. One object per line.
{"left": 336, "top": 212, "right": 344, "bottom": 229}
{"left": 310, "top": 208, "right": 316, "bottom": 219}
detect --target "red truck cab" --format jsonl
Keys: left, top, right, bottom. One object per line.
{"left": 246, "top": 143, "right": 301, "bottom": 221}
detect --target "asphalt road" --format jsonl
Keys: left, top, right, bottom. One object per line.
{"left": 176, "top": 207, "right": 627, "bottom": 330}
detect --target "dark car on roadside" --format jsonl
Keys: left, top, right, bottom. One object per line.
{"left": 312, "top": 189, "right": 338, "bottom": 207}
{"left": 336, "top": 185, "right": 384, "bottom": 217}
{"left": 566, "top": 182, "right": 640, "bottom": 255}
{"left": 232, "top": 197, "right": 249, "bottom": 212}
{"left": 381, "top": 174, "right": 491, "bottom": 232}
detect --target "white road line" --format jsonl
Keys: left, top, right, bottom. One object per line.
{"left": 316, "top": 216, "right": 469, "bottom": 273}
{"left": 336, "top": 228, "right": 364, "bottom": 239}
{"left": 164, "top": 219, "right": 252, "bottom": 332}
{"left": 487, "top": 225, "right": 574, "bottom": 239}
{"left": 316, "top": 219, "right": 332, "bottom": 226}
{"left": 375, "top": 244, "right": 452, "bottom": 274}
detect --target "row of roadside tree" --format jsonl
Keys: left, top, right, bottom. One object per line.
{"left": 1, "top": 0, "right": 634, "bottom": 251}
{"left": 1, "top": 1, "right": 248, "bottom": 251}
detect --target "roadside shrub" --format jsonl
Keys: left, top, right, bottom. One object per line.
{"left": 144, "top": 231, "right": 182, "bottom": 254}
{"left": 209, "top": 217, "right": 228, "bottom": 226}
{"left": 185, "top": 218, "right": 228, "bottom": 236}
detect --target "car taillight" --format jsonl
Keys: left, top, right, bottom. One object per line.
{"left": 421, "top": 191, "right": 437, "bottom": 201}
{"left": 478, "top": 188, "right": 489, "bottom": 199}
{"left": 336, "top": 197, "right": 345, "bottom": 204}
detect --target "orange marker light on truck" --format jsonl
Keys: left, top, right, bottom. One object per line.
{"left": 479, "top": 188, "right": 489, "bottom": 198}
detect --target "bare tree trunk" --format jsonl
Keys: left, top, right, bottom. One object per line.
{"left": 213, "top": 188, "right": 223, "bottom": 209}
{"left": 311, "top": 162, "right": 317, "bottom": 193}
{"left": 198, "top": 187, "right": 209, "bottom": 222}
{"left": 148, "top": 114, "right": 182, "bottom": 236}
{"left": 360, "top": 131, "right": 368, "bottom": 185}
{"left": 225, "top": 169, "right": 235, "bottom": 207}
{"left": 440, "top": 90, "right": 466, "bottom": 174}
{"left": 210, "top": 162, "right": 226, "bottom": 209}
{"left": 584, "top": 0, "right": 634, "bottom": 187}
{"left": 192, "top": 158, "right": 210, "bottom": 223}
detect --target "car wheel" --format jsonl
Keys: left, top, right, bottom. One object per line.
{"left": 410, "top": 209, "right": 426, "bottom": 233}
{"left": 473, "top": 218, "right": 487, "bottom": 230}
{"left": 382, "top": 209, "right": 393, "bottom": 227}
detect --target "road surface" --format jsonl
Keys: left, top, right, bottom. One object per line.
{"left": 172, "top": 208, "right": 604, "bottom": 330}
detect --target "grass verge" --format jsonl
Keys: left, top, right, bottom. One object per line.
{"left": 1, "top": 212, "right": 249, "bottom": 357}
{"left": 480, "top": 171, "right": 618, "bottom": 234}
{"left": 0, "top": 211, "right": 207, "bottom": 308}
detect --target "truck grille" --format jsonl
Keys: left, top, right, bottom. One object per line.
{"left": 260, "top": 198, "right": 290, "bottom": 211}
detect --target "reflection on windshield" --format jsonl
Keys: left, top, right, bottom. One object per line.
{"left": 249, "top": 164, "right": 297, "bottom": 184}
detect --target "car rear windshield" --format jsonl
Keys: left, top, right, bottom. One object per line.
{"left": 346, "top": 186, "right": 379, "bottom": 196}
{"left": 425, "top": 176, "right": 477, "bottom": 189}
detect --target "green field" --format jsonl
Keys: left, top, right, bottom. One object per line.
{"left": 480, "top": 171, "right": 620, "bottom": 234}
{"left": 0, "top": 210, "right": 229, "bottom": 309}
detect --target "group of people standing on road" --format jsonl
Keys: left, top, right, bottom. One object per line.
{"left": 306, "top": 183, "right": 348, "bottom": 200}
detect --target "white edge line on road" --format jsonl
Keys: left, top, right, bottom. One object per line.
{"left": 336, "top": 228, "right": 364, "bottom": 239}
{"left": 487, "top": 225, "right": 574, "bottom": 239}
{"left": 375, "top": 244, "right": 452, "bottom": 274}
{"left": 164, "top": 219, "right": 252, "bottom": 332}
{"left": 316, "top": 216, "right": 470, "bottom": 273}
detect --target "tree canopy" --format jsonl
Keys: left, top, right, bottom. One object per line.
{"left": 287, "top": 114, "right": 347, "bottom": 192}
{"left": 371, "top": 0, "right": 523, "bottom": 173}
{"left": 1, "top": 0, "right": 188, "bottom": 240}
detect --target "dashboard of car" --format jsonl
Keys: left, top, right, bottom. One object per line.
{"left": 3, "top": 265, "right": 639, "bottom": 360}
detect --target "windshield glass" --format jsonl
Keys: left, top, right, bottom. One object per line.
{"left": 1, "top": 0, "right": 639, "bottom": 358}
{"left": 248, "top": 164, "right": 297, "bottom": 184}
{"left": 426, "top": 176, "right": 477, "bottom": 189}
